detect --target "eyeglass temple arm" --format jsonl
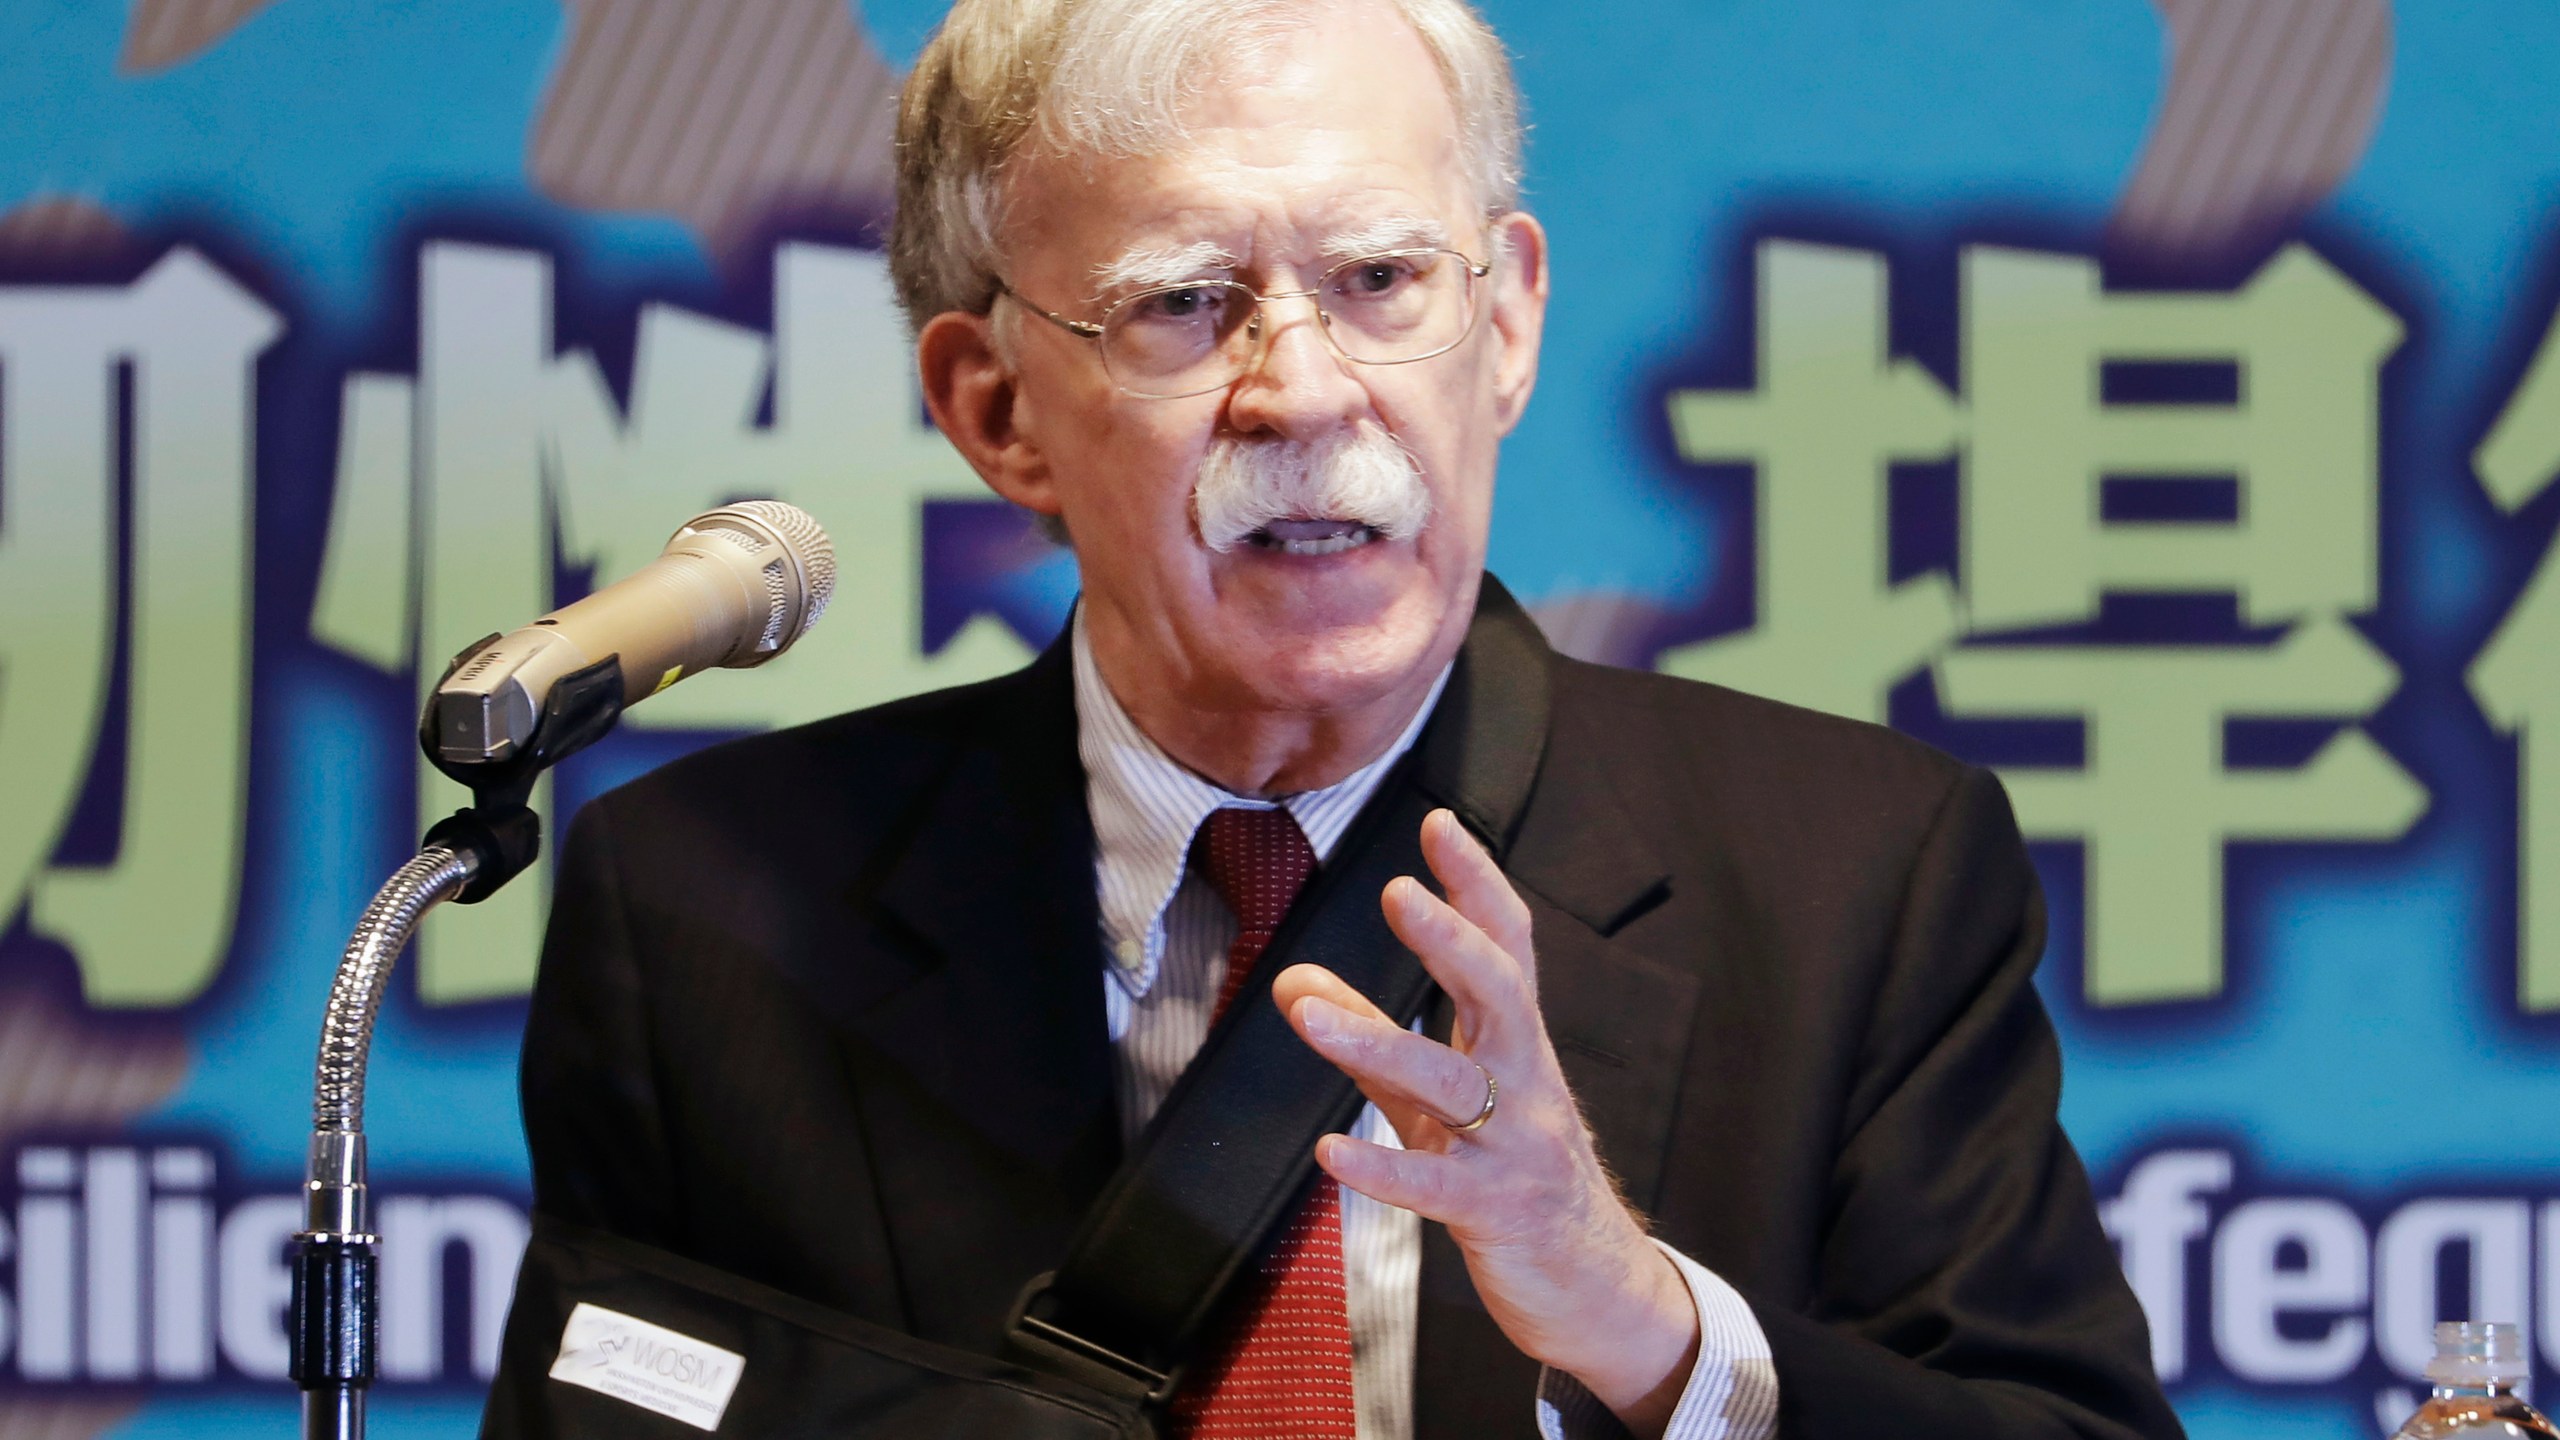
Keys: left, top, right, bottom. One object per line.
{"left": 993, "top": 280, "right": 1105, "bottom": 339}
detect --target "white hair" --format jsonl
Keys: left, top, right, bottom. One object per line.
{"left": 890, "top": 0, "right": 1524, "bottom": 329}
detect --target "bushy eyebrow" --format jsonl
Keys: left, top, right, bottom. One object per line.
{"left": 1089, "top": 240, "right": 1244, "bottom": 301}
{"left": 1319, "top": 213, "right": 1452, "bottom": 262}
{"left": 1081, "top": 216, "right": 1455, "bottom": 301}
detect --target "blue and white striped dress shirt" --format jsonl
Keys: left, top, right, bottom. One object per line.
{"left": 1070, "top": 613, "right": 1777, "bottom": 1440}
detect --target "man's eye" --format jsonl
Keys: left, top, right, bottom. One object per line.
{"left": 1343, "top": 262, "right": 1410, "bottom": 296}
{"left": 1137, "top": 286, "right": 1227, "bottom": 322}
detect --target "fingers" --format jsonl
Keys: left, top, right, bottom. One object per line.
{"left": 1317, "top": 1132, "right": 1474, "bottom": 1223}
{"left": 1271, "top": 962, "right": 1431, "bottom": 1139}
{"left": 1273, "top": 961, "right": 1480, "bottom": 1145}
{"left": 1286, "top": 811, "right": 1545, "bottom": 1154}
{"left": 1381, "top": 876, "right": 1506, "bottom": 1014}
{"left": 1269, "top": 960, "right": 1391, "bottom": 1028}
{"left": 1420, "top": 809, "right": 1536, "bottom": 969}
{"left": 1287, "top": 986, "right": 1496, "bottom": 1136}
{"left": 1381, "top": 859, "right": 1536, "bottom": 1062}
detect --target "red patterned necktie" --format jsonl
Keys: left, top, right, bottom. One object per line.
{"left": 1168, "top": 805, "right": 1359, "bottom": 1440}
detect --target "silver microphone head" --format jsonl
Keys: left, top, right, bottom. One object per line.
{"left": 671, "top": 499, "right": 837, "bottom": 665}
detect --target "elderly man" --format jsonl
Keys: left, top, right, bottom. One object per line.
{"left": 493, "top": 1, "right": 2183, "bottom": 1438}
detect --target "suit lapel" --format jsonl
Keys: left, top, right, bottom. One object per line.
{"left": 1503, "top": 751, "right": 1694, "bottom": 1216}
{"left": 1414, "top": 581, "right": 1695, "bottom": 1208}
{"left": 1413, "top": 580, "right": 1700, "bottom": 1437}
{"left": 834, "top": 639, "right": 1122, "bottom": 1344}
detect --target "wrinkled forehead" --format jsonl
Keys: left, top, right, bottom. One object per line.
{"left": 1002, "top": 5, "right": 1477, "bottom": 289}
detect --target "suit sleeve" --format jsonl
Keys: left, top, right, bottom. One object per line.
{"left": 1751, "top": 766, "right": 2184, "bottom": 1440}
{"left": 518, "top": 796, "right": 681, "bottom": 1243}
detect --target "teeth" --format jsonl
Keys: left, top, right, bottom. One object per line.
{"left": 1254, "top": 525, "right": 1376, "bottom": 556}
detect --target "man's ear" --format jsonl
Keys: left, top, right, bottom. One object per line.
{"left": 1485, "top": 210, "right": 1549, "bottom": 436}
{"left": 916, "top": 308, "right": 1063, "bottom": 519}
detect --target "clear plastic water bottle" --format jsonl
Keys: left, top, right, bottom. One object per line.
{"left": 2389, "top": 1322, "right": 2559, "bottom": 1439}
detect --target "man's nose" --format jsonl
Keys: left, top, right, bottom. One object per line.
{"left": 1225, "top": 295, "right": 1370, "bottom": 438}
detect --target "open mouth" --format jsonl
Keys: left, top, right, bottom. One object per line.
{"left": 1247, "top": 517, "right": 1379, "bottom": 556}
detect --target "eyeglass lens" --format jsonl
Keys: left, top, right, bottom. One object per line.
{"left": 1100, "top": 249, "right": 1478, "bottom": 399}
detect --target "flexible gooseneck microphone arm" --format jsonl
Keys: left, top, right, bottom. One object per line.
{"left": 292, "top": 843, "right": 479, "bottom": 1440}
{"left": 288, "top": 501, "right": 834, "bottom": 1440}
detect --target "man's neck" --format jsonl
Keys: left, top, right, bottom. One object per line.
{"left": 1083, "top": 619, "right": 1456, "bottom": 799}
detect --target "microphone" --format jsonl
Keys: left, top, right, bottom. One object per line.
{"left": 426, "top": 500, "right": 836, "bottom": 767}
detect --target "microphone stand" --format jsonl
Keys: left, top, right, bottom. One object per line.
{"left": 289, "top": 646, "right": 623, "bottom": 1440}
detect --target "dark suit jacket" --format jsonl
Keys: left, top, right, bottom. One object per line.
{"left": 502, "top": 578, "right": 2183, "bottom": 1439}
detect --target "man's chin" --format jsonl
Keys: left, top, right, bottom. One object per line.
{"left": 1239, "top": 647, "right": 1435, "bottom": 719}
{"left": 1224, "top": 591, "right": 1455, "bottom": 712}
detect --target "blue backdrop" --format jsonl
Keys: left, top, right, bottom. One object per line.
{"left": 0, "top": 3, "right": 2553, "bottom": 1435}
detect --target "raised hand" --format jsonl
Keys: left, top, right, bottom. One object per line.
{"left": 1269, "top": 809, "right": 1702, "bottom": 1437}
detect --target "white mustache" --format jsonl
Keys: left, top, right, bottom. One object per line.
{"left": 1192, "top": 425, "right": 1434, "bottom": 553}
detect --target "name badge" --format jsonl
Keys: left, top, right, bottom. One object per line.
{"left": 549, "top": 1301, "right": 746, "bottom": 1432}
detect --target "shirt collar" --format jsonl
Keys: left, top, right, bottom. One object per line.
{"left": 1073, "top": 608, "right": 1452, "bottom": 1000}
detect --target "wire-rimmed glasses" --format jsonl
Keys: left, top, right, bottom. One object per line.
{"left": 998, "top": 247, "right": 1494, "bottom": 400}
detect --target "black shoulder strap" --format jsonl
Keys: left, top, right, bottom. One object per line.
{"left": 1003, "top": 578, "right": 1555, "bottom": 1405}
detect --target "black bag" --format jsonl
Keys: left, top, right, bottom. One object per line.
{"left": 487, "top": 1216, "right": 1150, "bottom": 1439}
{"left": 480, "top": 616, "right": 1546, "bottom": 1438}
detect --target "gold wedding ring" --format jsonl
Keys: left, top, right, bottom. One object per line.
{"left": 1447, "top": 1064, "right": 1498, "bottom": 1133}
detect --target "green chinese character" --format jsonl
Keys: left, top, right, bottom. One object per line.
{"left": 1660, "top": 242, "right": 1964, "bottom": 724}
{"left": 1949, "top": 241, "right": 2410, "bottom": 1006}
{"left": 2468, "top": 299, "right": 2560, "bottom": 1013}
{"left": 1, "top": 252, "right": 278, "bottom": 1008}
